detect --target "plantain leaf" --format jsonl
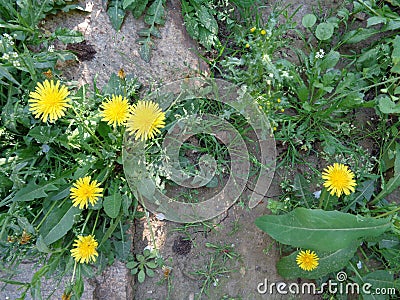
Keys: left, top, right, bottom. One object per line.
{"left": 277, "top": 242, "right": 358, "bottom": 279}
{"left": 255, "top": 208, "right": 391, "bottom": 252}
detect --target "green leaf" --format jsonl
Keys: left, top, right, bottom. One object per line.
{"left": 138, "top": 269, "right": 146, "bottom": 283}
{"left": 315, "top": 22, "right": 334, "bottom": 40}
{"left": 12, "top": 181, "right": 58, "bottom": 202}
{"left": 373, "top": 173, "right": 400, "bottom": 204}
{"left": 392, "top": 36, "right": 400, "bottom": 71}
{"left": 123, "top": 0, "right": 138, "bottom": 10}
{"left": 107, "top": 1, "right": 126, "bottom": 31}
{"left": 356, "top": 270, "right": 397, "bottom": 300}
{"left": 144, "top": 0, "right": 165, "bottom": 26}
{"left": 367, "top": 16, "right": 387, "bottom": 27}
{"left": 378, "top": 95, "right": 400, "bottom": 114}
{"left": 40, "top": 202, "right": 81, "bottom": 245}
{"left": 0, "top": 65, "right": 20, "bottom": 86}
{"left": 36, "top": 235, "right": 52, "bottom": 253}
{"left": 277, "top": 243, "right": 358, "bottom": 279}
{"left": 133, "top": 0, "right": 149, "bottom": 18}
{"left": 54, "top": 27, "right": 84, "bottom": 44}
{"left": 319, "top": 50, "right": 340, "bottom": 71}
{"left": 146, "top": 267, "right": 155, "bottom": 277}
{"left": 255, "top": 208, "right": 391, "bottom": 252}
{"left": 198, "top": 6, "right": 218, "bottom": 34}
{"left": 302, "top": 14, "right": 317, "bottom": 28}
{"left": 343, "top": 28, "right": 379, "bottom": 44}
{"left": 103, "top": 192, "right": 122, "bottom": 218}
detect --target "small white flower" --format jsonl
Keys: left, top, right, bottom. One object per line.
{"left": 48, "top": 45, "right": 55, "bottom": 53}
{"left": 12, "top": 61, "right": 20, "bottom": 67}
{"left": 313, "top": 190, "right": 322, "bottom": 199}
{"left": 281, "top": 70, "right": 289, "bottom": 78}
{"left": 2, "top": 53, "right": 9, "bottom": 60}
{"left": 357, "top": 261, "right": 362, "bottom": 269}
{"left": 268, "top": 73, "right": 274, "bottom": 78}
{"left": 11, "top": 52, "right": 18, "bottom": 58}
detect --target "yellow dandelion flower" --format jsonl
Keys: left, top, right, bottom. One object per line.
{"left": 70, "top": 176, "right": 103, "bottom": 209}
{"left": 250, "top": 27, "right": 256, "bottom": 33}
{"left": 29, "top": 80, "right": 70, "bottom": 123}
{"left": 70, "top": 235, "right": 98, "bottom": 264}
{"left": 99, "top": 95, "right": 130, "bottom": 128}
{"left": 260, "top": 29, "right": 266, "bottom": 35}
{"left": 245, "top": 43, "right": 250, "bottom": 48}
{"left": 296, "top": 250, "right": 319, "bottom": 271}
{"left": 126, "top": 100, "right": 166, "bottom": 141}
{"left": 118, "top": 68, "right": 126, "bottom": 79}
{"left": 322, "top": 163, "right": 357, "bottom": 197}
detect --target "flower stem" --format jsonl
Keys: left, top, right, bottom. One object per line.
{"left": 71, "top": 261, "right": 77, "bottom": 284}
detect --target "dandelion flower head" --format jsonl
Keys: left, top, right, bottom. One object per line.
{"left": 296, "top": 250, "right": 319, "bottom": 271}
{"left": 322, "top": 163, "right": 356, "bottom": 197}
{"left": 29, "top": 80, "right": 70, "bottom": 122}
{"left": 126, "top": 100, "right": 165, "bottom": 141}
{"left": 70, "top": 176, "right": 103, "bottom": 209}
{"left": 70, "top": 235, "right": 98, "bottom": 264}
{"left": 99, "top": 95, "right": 130, "bottom": 128}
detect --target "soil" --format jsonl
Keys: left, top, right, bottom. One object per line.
{"left": 1, "top": 0, "right": 398, "bottom": 299}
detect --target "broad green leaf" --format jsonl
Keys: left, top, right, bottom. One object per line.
{"left": 255, "top": 208, "right": 391, "bottom": 251}
{"left": 315, "top": 23, "right": 334, "bottom": 40}
{"left": 36, "top": 235, "right": 52, "bottom": 253}
{"left": 54, "top": 27, "right": 84, "bottom": 44}
{"left": 103, "top": 192, "right": 122, "bottom": 218}
{"left": 302, "top": 14, "right": 317, "bottom": 28}
{"left": 139, "top": 42, "right": 152, "bottom": 62}
{"left": 378, "top": 95, "right": 400, "bottom": 114}
{"left": 144, "top": 0, "right": 165, "bottom": 26}
{"left": 107, "top": 1, "right": 125, "bottom": 31}
{"left": 133, "top": 0, "right": 149, "bottom": 18}
{"left": 391, "top": 36, "right": 400, "bottom": 74}
{"left": 138, "top": 269, "right": 146, "bottom": 283}
{"left": 198, "top": 6, "right": 218, "bottom": 34}
{"left": 277, "top": 243, "right": 358, "bottom": 279}
{"left": 343, "top": 28, "right": 379, "bottom": 44}
{"left": 12, "top": 182, "right": 58, "bottom": 202}
{"left": 40, "top": 202, "right": 81, "bottom": 245}
{"left": 367, "top": 16, "right": 387, "bottom": 27}
{"left": 123, "top": 0, "right": 138, "bottom": 10}
{"left": 355, "top": 270, "right": 397, "bottom": 300}
{"left": 319, "top": 50, "right": 340, "bottom": 71}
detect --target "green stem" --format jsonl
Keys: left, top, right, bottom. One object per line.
{"left": 70, "top": 261, "right": 77, "bottom": 284}
{"left": 91, "top": 210, "right": 100, "bottom": 236}
{"left": 374, "top": 205, "right": 400, "bottom": 218}
{"left": 80, "top": 210, "right": 93, "bottom": 234}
